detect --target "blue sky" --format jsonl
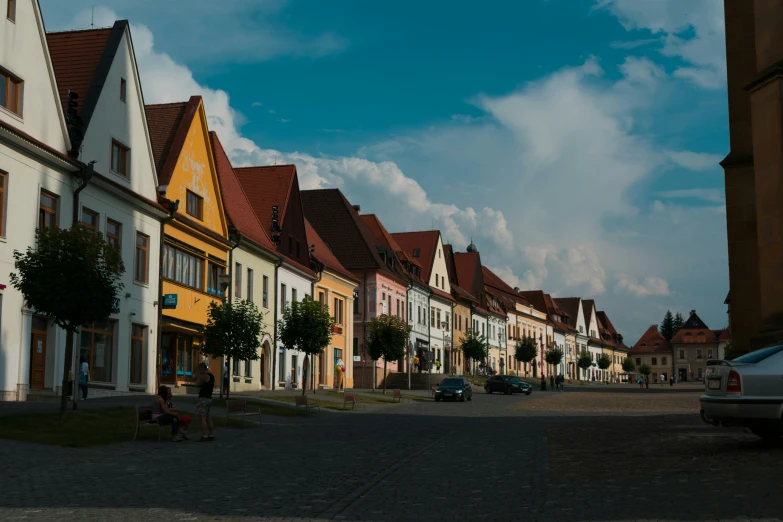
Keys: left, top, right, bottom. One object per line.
{"left": 40, "top": 0, "right": 729, "bottom": 343}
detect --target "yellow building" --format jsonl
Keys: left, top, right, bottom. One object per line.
{"left": 306, "top": 220, "right": 359, "bottom": 389}
{"left": 146, "top": 96, "right": 230, "bottom": 387}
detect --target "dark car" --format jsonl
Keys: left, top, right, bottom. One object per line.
{"left": 485, "top": 375, "right": 533, "bottom": 395}
{"left": 434, "top": 378, "right": 473, "bottom": 402}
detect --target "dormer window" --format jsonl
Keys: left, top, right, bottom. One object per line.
{"left": 413, "top": 248, "right": 420, "bottom": 258}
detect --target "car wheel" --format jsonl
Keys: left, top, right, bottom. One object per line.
{"left": 468, "top": 393, "right": 472, "bottom": 401}
{"left": 525, "top": 390, "right": 532, "bottom": 396}
{"left": 486, "top": 387, "right": 492, "bottom": 394}
{"left": 435, "top": 397, "right": 440, "bottom": 402}
{"left": 460, "top": 394, "right": 466, "bottom": 402}
{"left": 504, "top": 387, "right": 510, "bottom": 395}
{"left": 750, "top": 426, "right": 783, "bottom": 439}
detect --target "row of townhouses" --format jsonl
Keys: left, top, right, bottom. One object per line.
{"left": 0, "top": 1, "right": 632, "bottom": 401}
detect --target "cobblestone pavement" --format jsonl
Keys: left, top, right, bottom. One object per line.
{"left": 1, "top": 389, "right": 782, "bottom": 521}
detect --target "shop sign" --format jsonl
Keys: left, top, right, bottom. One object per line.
{"left": 162, "top": 294, "right": 178, "bottom": 309}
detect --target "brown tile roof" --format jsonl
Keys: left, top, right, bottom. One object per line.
{"left": 482, "top": 266, "right": 520, "bottom": 297}
{"left": 719, "top": 327, "right": 731, "bottom": 341}
{"left": 300, "top": 189, "right": 407, "bottom": 285}
{"left": 596, "top": 311, "right": 616, "bottom": 335}
{"left": 305, "top": 219, "right": 358, "bottom": 284}
{"left": 210, "top": 131, "right": 277, "bottom": 253}
{"left": 631, "top": 325, "right": 671, "bottom": 353}
{"left": 582, "top": 299, "right": 596, "bottom": 326}
{"left": 554, "top": 297, "right": 582, "bottom": 331}
{"left": 46, "top": 27, "right": 113, "bottom": 116}
{"left": 235, "top": 165, "right": 296, "bottom": 233}
{"left": 671, "top": 311, "right": 717, "bottom": 344}
{"left": 518, "top": 290, "right": 548, "bottom": 316}
{"left": 431, "top": 287, "right": 456, "bottom": 303}
{"left": 392, "top": 231, "right": 440, "bottom": 283}
{"left": 145, "top": 98, "right": 200, "bottom": 186}
{"left": 453, "top": 252, "right": 482, "bottom": 299}
{"left": 451, "top": 284, "right": 478, "bottom": 303}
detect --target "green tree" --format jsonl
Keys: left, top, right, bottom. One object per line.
{"left": 461, "top": 330, "right": 488, "bottom": 374}
{"left": 277, "top": 297, "right": 335, "bottom": 395}
{"left": 202, "top": 299, "right": 265, "bottom": 399}
{"left": 10, "top": 227, "right": 124, "bottom": 419}
{"left": 367, "top": 314, "right": 411, "bottom": 393}
{"left": 576, "top": 351, "right": 592, "bottom": 380}
{"left": 673, "top": 312, "right": 685, "bottom": 333}
{"left": 514, "top": 336, "right": 538, "bottom": 366}
{"left": 660, "top": 310, "right": 675, "bottom": 342}
{"left": 638, "top": 363, "right": 652, "bottom": 376}
{"left": 544, "top": 347, "right": 564, "bottom": 375}
{"left": 622, "top": 357, "right": 636, "bottom": 372}
{"left": 723, "top": 341, "right": 744, "bottom": 360}
{"left": 597, "top": 354, "right": 612, "bottom": 371}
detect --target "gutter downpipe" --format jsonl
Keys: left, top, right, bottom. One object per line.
{"left": 155, "top": 199, "right": 178, "bottom": 395}
{"left": 271, "top": 256, "right": 283, "bottom": 390}
{"left": 70, "top": 161, "right": 94, "bottom": 410}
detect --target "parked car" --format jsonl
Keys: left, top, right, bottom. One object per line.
{"left": 434, "top": 378, "right": 472, "bottom": 402}
{"left": 484, "top": 375, "right": 532, "bottom": 395}
{"left": 700, "top": 344, "right": 783, "bottom": 439}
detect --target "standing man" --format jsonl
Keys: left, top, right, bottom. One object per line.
{"left": 195, "top": 362, "right": 215, "bottom": 442}
{"left": 222, "top": 362, "right": 229, "bottom": 396}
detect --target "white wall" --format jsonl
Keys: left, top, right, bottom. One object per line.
{"left": 407, "top": 284, "right": 429, "bottom": 362}
{"left": 274, "top": 264, "right": 313, "bottom": 389}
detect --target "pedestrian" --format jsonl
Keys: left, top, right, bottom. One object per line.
{"left": 549, "top": 374, "right": 555, "bottom": 391}
{"left": 152, "top": 386, "right": 183, "bottom": 442}
{"left": 669, "top": 374, "right": 674, "bottom": 387}
{"left": 638, "top": 375, "right": 643, "bottom": 389}
{"left": 78, "top": 356, "right": 90, "bottom": 400}
{"left": 540, "top": 375, "right": 547, "bottom": 391}
{"left": 194, "top": 362, "right": 215, "bottom": 442}
{"left": 166, "top": 387, "right": 191, "bottom": 439}
{"left": 222, "top": 362, "right": 229, "bottom": 396}
{"left": 660, "top": 374, "right": 664, "bottom": 386}
{"left": 645, "top": 375, "right": 649, "bottom": 390}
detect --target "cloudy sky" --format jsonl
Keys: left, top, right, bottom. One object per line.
{"left": 40, "top": 0, "right": 729, "bottom": 344}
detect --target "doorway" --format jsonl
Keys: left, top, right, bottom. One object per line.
{"left": 678, "top": 368, "right": 687, "bottom": 382}
{"left": 30, "top": 316, "right": 48, "bottom": 390}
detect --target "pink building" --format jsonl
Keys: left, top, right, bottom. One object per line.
{"left": 300, "top": 189, "right": 409, "bottom": 386}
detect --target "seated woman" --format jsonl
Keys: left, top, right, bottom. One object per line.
{"left": 152, "top": 385, "right": 182, "bottom": 442}
{"left": 165, "top": 387, "right": 191, "bottom": 439}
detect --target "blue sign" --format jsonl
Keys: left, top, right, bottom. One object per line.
{"left": 162, "top": 294, "right": 178, "bottom": 309}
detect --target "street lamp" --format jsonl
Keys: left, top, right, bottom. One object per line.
{"left": 539, "top": 334, "right": 544, "bottom": 377}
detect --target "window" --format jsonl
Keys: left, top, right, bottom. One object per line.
{"left": 353, "top": 338, "right": 359, "bottom": 357}
{"left": 38, "top": 191, "right": 58, "bottom": 231}
{"left": 7, "top": 0, "right": 16, "bottom": 21}
{"left": 318, "top": 291, "right": 326, "bottom": 309}
{"left": 579, "top": 326, "right": 583, "bottom": 333}
{"left": 80, "top": 320, "right": 114, "bottom": 383}
{"left": 0, "top": 68, "right": 22, "bottom": 115}
{"left": 206, "top": 262, "right": 224, "bottom": 295}
{"left": 234, "top": 262, "right": 242, "bottom": 298}
{"left": 244, "top": 359, "right": 252, "bottom": 378}
{"left": 247, "top": 268, "right": 254, "bottom": 302}
{"left": 409, "top": 302, "right": 412, "bottom": 322}
{"left": 413, "top": 248, "right": 420, "bottom": 257}
{"left": 233, "top": 358, "right": 240, "bottom": 376}
{"left": 707, "top": 349, "right": 713, "bottom": 358}
{"left": 120, "top": 78, "right": 126, "bottom": 102}
{"left": 262, "top": 275, "right": 269, "bottom": 308}
{"left": 396, "top": 299, "right": 400, "bottom": 318}
{"left": 111, "top": 140, "right": 130, "bottom": 177}
{"left": 651, "top": 357, "right": 657, "bottom": 365}
{"left": 281, "top": 284, "right": 287, "bottom": 309}
{"left": 292, "top": 288, "right": 297, "bottom": 303}
{"left": 418, "top": 306, "right": 421, "bottom": 324}
{"left": 662, "top": 357, "right": 667, "bottom": 365}
{"left": 354, "top": 296, "right": 359, "bottom": 314}
{"left": 679, "top": 350, "right": 685, "bottom": 359}
{"left": 697, "top": 349, "right": 703, "bottom": 359}
{"left": 106, "top": 219, "right": 121, "bottom": 250}
{"left": 431, "top": 308, "right": 436, "bottom": 327}
{"left": 435, "top": 274, "right": 439, "bottom": 287}
{"left": 81, "top": 208, "right": 98, "bottom": 234}
{"left": 132, "top": 233, "right": 152, "bottom": 284}
{"left": 0, "top": 171, "right": 5, "bottom": 236}
{"left": 334, "top": 297, "right": 344, "bottom": 325}
{"left": 130, "top": 324, "right": 145, "bottom": 385}
{"left": 186, "top": 190, "right": 203, "bottom": 220}
{"left": 388, "top": 295, "right": 391, "bottom": 317}
{"left": 635, "top": 358, "right": 641, "bottom": 366}
{"left": 161, "top": 243, "right": 206, "bottom": 291}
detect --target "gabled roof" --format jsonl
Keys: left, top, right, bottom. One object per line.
{"left": 47, "top": 24, "right": 117, "bottom": 124}
{"left": 481, "top": 266, "right": 531, "bottom": 309}
{"left": 554, "top": 297, "right": 582, "bottom": 331}
{"left": 518, "top": 290, "right": 548, "bottom": 316}
{"left": 300, "top": 189, "right": 407, "bottom": 284}
{"left": 305, "top": 219, "right": 359, "bottom": 284}
{"left": 453, "top": 252, "right": 483, "bottom": 299}
{"left": 392, "top": 231, "right": 440, "bottom": 283}
{"left": 145, "top": 97, "right": 201, "bottom": 186}
{"left": 235, "top": 165, "right": 297, "bottom": 233}
{"left": 443, "top": 244, "right": 457, "bottom": 282}
{"left": 671, "top": 310, "right": 717, "bottom": 344}
{"left": 719, "top": 327, "right": 731, "bottom": 342}
{"left": 210, "top": 131, "right": 277, "bottom": 253}
{"left": 631, "top": 325, "right": 671, "bottom": 353}
{"left": 596, "top": 311, "right": 617, "bottom": 335}
{"left": 582, "top": 299, "right": 597, "bottom": 327}
{"left": 451, "top": 283, "right": 478, "bottom": 303}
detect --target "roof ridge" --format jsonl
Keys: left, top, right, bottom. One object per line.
{"left": 47, "top": 26, "right": 115, "bottom": 35}
{"left": 235, "top": 164, "right": 296, "bottom": 170}
{"left": 145, "top": 101, "right": 189, "bottom": 108}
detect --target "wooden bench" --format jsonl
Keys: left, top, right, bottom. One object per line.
{"left": 225, "top": 399, "right": 262, "bottom": 428}
{"left": 134, "top": 405, "right": 163, "bottom": 441}
{"left": 392, "top": 389, "right": 404, "bottom": 403}
{"left": 294, "top": 395, "right": 321, "bottom": 416}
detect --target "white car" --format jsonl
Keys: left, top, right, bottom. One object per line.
{"left": 700, "top": 344, "right": 783, "bottom": 439}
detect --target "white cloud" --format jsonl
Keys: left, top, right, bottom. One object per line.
{"left": 664, "top": 150, "right": 722, "bottom": 171}
{"left": 598, "top": 0, "right": 726, "bottom": 89}
{"left": 252, "top": 101, "right": 263, "bottom": 107}
{"left": 655, "top": 189, "right": 724, "bottom": 203}
{"left": 615, "top": 273, "right": 670, "bottom": 298}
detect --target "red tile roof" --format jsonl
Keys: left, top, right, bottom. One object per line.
{"left": 453, "top": 252, "right": 482, "bottom": 299}
{"left": 392, "top": 231, "right": 440, "bottom": 283}
{"left": 719, "top": 327, "right": 731, "bottom": 342}
{"left": 451, "top": 284, "right": 478, "bottom": 303}
{"left": 305, "top": 219, "right": 358, "bottom": 284}
{"left": 582, "top": 299, "right": 596, "bottom": 326}
{"left": 631, "top": 325, "right": 671, "bottom": 353}
{"left": 554, "top": 298, "right": 582, "bottom": 332}
{"left": 46, "top": 27, "right": 113, "bottom": 116}
{"left": 518, "top": 290, "right": 548, "bottom": 316}
{"left": 671, "top": 311, "right": 717, "bottom": 344}
{"left": 235, "top": 165, "right": 296, "bottom": 233}
{"left": 210, "top": 131, "right": 277, "bottom": 253}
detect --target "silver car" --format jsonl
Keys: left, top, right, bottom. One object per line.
{"left": 700, "top": 344, "right": 783, "bottom": 439}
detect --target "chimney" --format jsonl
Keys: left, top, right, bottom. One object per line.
{"left": 690, "top": 310, "right": 696, "bottom": 315}
{"left": 352, "top": 205, "right": 361, "bottom": 214}
{"left": 514, "top": 287, "right": 520, "bottom": 292}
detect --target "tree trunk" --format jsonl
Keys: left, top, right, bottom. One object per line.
{"left": 60, "top": 327, "right": 75, "bottom": 420}
{"left": 302, "top": 355, "right": 307, "bottom": 396}
{"left": 383, "top": 358, "right": 388, "bottom": 394}
{"left": 226, "top": 356, "right": 231, "bottom": 401}
{"left": 372, "top": 359, "right": 376, "bottom": 392}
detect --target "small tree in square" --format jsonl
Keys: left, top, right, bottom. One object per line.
{"left": 277, "top": 297, "right": 335, "bottom": 395}
{"left": 461, "top": 330, "right": 488, "bottom": 375}
{"left": 576, "top": 351, "right": 592, "bottom": 381}
{"left": 545, "top": 347, "right": 564, "bottom": 375}
{"left": 366, "top": 314, "right": 411, "bottom": 394}
{"left": 638, "top": 363, "right": 652, "bottom": 377}
{"left": 202, "top": 299, "right": 265, "bottom": 400}
{"left": 514, "top": 336, "right": 538, "bottom": 375}
{"left": 622, "top": 357, "right": 636, "bottom": 372}
{"left": 597, "top": 354, "right": 612, "bottom": 371}
{"left": 10, "top": 226, "right": 125, "bottom": 420}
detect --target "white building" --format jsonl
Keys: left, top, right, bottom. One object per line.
{"left": 583, "top": 299, "right": 604, "bottom": 381}
{"left": 554, "top": 297, "right": 589, "bottom": 381}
